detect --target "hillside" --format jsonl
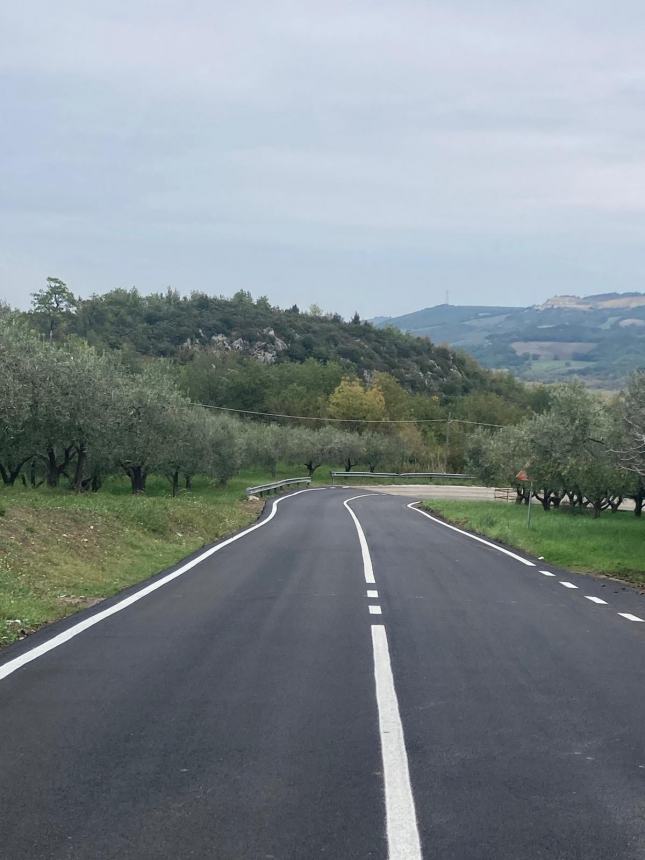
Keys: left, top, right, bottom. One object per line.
{"left": 375, "top": 293, "right": 645, "bottom": 387}
{"left": 35, "top": 288, "right": 504, "bottom": 397}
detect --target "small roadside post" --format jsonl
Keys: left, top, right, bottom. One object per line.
{"left": 516, "top": 468, "right": 533, "bottom": 528}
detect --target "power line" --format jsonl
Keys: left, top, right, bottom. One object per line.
{"left": 194, "top": 401, "right": 504, "bottom": 428}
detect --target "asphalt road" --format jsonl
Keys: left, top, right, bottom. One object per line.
{"left": 1, "top": 488, "right": 644, "bottom": 859}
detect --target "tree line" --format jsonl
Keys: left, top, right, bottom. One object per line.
{"left": 467, "top": 379, "right": 645, "bottom": 517}
{"left": 0, "top": 321, "right": 456, "bottom": 494}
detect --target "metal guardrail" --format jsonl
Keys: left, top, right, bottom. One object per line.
{"left": 245, "top": 477, "right": 311, "bottom": 497}
{"left": 329, "top": 471, "right": 475, "bottom": 480}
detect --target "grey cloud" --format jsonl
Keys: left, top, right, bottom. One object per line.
{"left": 2, "top": 1, "right": 645, "bottom": 316}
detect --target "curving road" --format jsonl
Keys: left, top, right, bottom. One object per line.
{"left": 1, "top": 488, "right": 644, "bottom": 859}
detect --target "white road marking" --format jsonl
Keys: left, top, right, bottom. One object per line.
{"left": 369, "top": 605, "right": 382, "bottom": 615}
{"left": 0, "top": 487, "right": 328, "bottom": 682}
{"left": 371, "top": 625, "right": 422, "bottom": 860}
{"left": 585, "top": 596, "right": 608, "bottom": 605}
{"left": 540, "top": 570, "right": 556, "bottom": 577}
{"left": 343, "top": 495, "right": 381, "bottom": 584}
{"left": 559, "top": 581, "right": 578, "bottom": 589}
{"left": 618, "top": 613, "right": 645, "bottom": 623}
{"left": 367, "top": 589, "right": 379, "bottom": 598}
{"left": 407, "top": 503, "right": 536, "bottom": 566}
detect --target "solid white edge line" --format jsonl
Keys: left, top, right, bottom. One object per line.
{"left": 407, "top": 502, "right": 536, "bottom": 566}
{"left": 343, "top": 494, "right": 380, "bottom": 584}
{"left": 369, "top": 605, "right": 382, "bottom": 615}
{"left": 618, "top": 613, "right": 645, "bottom": 623}
{"left": 0, "top": 487, "right": 327, "bottom": 682}
{"left": 585, "top": 596, "right": 608, "bottom": 605}
{"left": 371, "top": 624, "right": 422, "bottom": 860}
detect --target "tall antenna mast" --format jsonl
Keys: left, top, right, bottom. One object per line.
{"left": 445, "top": 289, "right": 450, "bottom": 305}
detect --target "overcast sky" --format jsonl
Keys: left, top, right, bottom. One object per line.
{"left": 3, "top": 2, "right": 645, "bottom": 318}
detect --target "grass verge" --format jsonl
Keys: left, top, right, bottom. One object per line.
{"left": 0, "top": 475, "right": 264, "bottom": 648}
{"left": 423, "top": 500, "right": 645, "bottom": 587}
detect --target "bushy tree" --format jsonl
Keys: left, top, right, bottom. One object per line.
{"left": 328, "top": 378, "right": 386, "bottom": 427}
{"left": 111, "top": 365, "right": 189, "bottom": 493}
{"left": 242, "top": 422, "right": 292, "bottom": 477}
{"left": 0, "top": 322, "right": 38, "bottom": 485}
{"left": 31, "top": 277, "right": 77, "bottom": 340}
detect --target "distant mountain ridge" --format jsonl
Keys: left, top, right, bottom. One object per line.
{"left": 373, "top": 292, "right": 645, "bottom": 388}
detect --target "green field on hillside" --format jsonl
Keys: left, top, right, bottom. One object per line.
{"left": 423, "top": 500, "right": 645, "bottom": 586}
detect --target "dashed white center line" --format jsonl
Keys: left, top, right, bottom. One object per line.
{"left": 559, "top": 581, "right": 578, "bottom": 589}
{"left": 540, "top": 570, "right": 556, "bottom": 577}
{"left": 371, "top": 625, "right": 422, "bottom": 860}
{"left": 367, "top": 589, "right": 379, "bottom": 598}
{"left": 618, "top": 613, "right": 645, "bottom": 623}
{"left": 369, "top": 605, "right": 382, "bottom": 615}
{"left": 585, "top": 596, "right": 608, "bottom": 605}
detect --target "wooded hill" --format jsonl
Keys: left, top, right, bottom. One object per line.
{"left": 25, "top": 285, "right": 533, "bottom": 402}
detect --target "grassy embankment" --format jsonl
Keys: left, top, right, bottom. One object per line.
{"left": 0, "top": 473, "right": 274, "bottom": 648}
{"left": 424, "top": 500, "right": 645, "bottom": 587}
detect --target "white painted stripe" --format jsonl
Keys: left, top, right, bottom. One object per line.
{"left": 407, "top": 503, "right": 536, "bottom": 566}
{"left": 371, "top": 624, "right": 422, "bottom": 860}
{"left": 369, "top": 605, "right": 382, "bottom": 615}
{"left": 618, "top": 613, "right": 645, "bottom": 623}
{"left": 367, "top": 589, "right": 379, "bottom": 598}
{"left": 343, "top": 495, "right": 380, "bottom": 584}
{"left": 559, "top": 581, "right": 578, "bottom": 589}
{"left": 0, "top": 487, "right": 327, "bottom": 682}
{"left": 585, "top": 596, "right": 608, "bottom": 605}
{"left": 540, "top": 570, "right": 556, "bottom": 577}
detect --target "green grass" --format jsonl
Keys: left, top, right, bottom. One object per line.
{"left": 423, "top": 500, "right": 645, "bottom": 587}
{"left": 0, "top": 474, "right": 266, "bottom": 648}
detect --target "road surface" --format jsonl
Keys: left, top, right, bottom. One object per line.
{"left": 1, "top": 488, "right": 644, "bottom": 858}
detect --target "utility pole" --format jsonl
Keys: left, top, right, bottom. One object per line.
{"left": 445, "top": 413, "right": 452, "bottom": 471}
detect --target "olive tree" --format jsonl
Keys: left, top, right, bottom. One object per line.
{"left": 0, "top": 322, "right": 38, "bottom": 485}
{"left": 111, "top": 365, "right": 189, "bottom": 493}
{"left": 242, "top": 422, "right": 291, "bottom": 477}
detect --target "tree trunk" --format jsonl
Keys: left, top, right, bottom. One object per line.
{"left": 538, "top": 488, "right": 551, "bottom": 511}
{"left": 125, "top": 465, "right": 146, "bottom": 494}
{"left": 592, "top": 500, "right": 602, "bottom": 518}
{"left": 185, "top": 475, "right": 193, "bottom": 490}
{"left": 171, "top": 470, "right": 179, "bottom": 497}
{"left": 43, "top": 446, "right": 75, "bottom": 488}
{"left": 304, "top": 461, "right": 318, "bottom": 477}
{"left": 72, "top": 443, "right": 87, "bottom": 492}
{"left": 633, "top": 490, "right": 644, "bottom": 517}
{"left": 45, "top": 448, "right": 59, "bottom": 487}
{"left": 0, "top": 459, "right": 30, "bottom": 486}
{"left": 344, "top": 458, "right": 355, "bottom": 472}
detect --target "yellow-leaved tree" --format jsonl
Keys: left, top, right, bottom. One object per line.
{"left": 328, "top": 377, "right": 386, "bottom": 430}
